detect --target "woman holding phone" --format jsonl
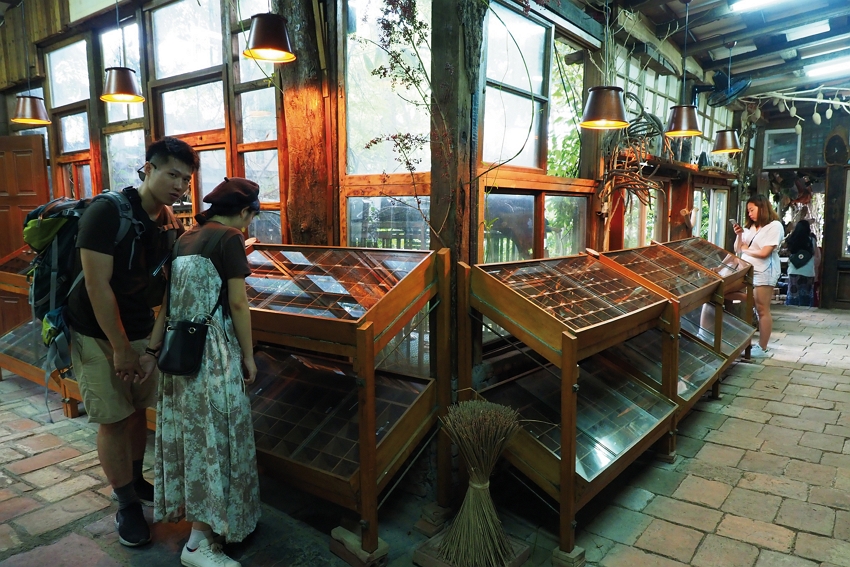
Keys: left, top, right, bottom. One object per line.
{"left": 728, "top": 194, "right": 784, "bottom": 358}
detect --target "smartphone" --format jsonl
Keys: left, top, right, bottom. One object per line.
{"left": 729, "top": 218, "right": 740, "bottom": 228}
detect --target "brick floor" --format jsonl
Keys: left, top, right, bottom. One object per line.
{"left": 0, "top": 305, "right": 846, "bottom": 567}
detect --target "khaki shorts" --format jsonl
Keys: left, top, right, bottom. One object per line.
{"left": 70, "top": 330, "right": 158, "bottom": 424}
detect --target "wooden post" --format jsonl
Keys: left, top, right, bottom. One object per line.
{"left": 277, "top": 0, "right": 330, "bottom": 245}
{"left": 435, "top": 249, "right": 452, "bottom": 508}
{"left": 457, "top": 263, "right": 473, "bottom": 401}
{"left": 355, "top": 322, "right": 378, "bottom": 553}
{"left": 560, "top": 331, "right": 578, "bottom": 553}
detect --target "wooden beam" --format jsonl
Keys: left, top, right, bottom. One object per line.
{"left": 616, "top": 10, "right": 705, "bottom": 81}
{"left": 689, "top": 5, "right": 850, "bottom": 57}
{"left": 704, "top": 25, "right": 850, "bottom": 72}
{"left": 655, "top": 5, "right": 734, "bottom": 40}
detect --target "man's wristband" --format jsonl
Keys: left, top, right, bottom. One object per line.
{"left": 144, "top": 347, "right": 159, "bottom": 357}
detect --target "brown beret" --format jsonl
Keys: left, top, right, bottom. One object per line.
{"left": 203, "top": 177, "right": 261, "bottom": 211}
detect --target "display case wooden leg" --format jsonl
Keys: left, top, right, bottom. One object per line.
{"left": 355, "top": 323, "right": 379, "bottom": 554}
{"left": 60, "top": 381, "right": 80, "bottom": 418}
{"left": 552, "top": 545, "right": 586, "bottom": 567}
{"left": 330, "top": 527, "right": 389, "bottom": 567}
{"left": 710, "top": 378, "right": 722, "bottom": 400}
{"left": 413, "top": 501, "right": 452, "bottom": 537}
{"left": 655, "top": 428, "right": 677, "bottom": 463}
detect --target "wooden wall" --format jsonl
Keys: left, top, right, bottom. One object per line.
{"left": 0, "top": 0, "right": 69, "bottom": 91}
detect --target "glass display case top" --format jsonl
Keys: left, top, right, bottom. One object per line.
{"left": 606, "top": 245, "right": 716, "bottom": 296}
{"left": 0, "top": 319, "right": 46, "bottom": 369}
{"left": 605, "top": 328, "right": 724, "bottom": 401}
{"left": 246, "top": 247, "right": 429, "bottom": 320}
{"left": 483, "top": 256, "right": 663, "bottom": 331}
{"left": 0, "top": 248, "right": 36, "bottom": 276}
{"left": 680, "top": 303, "right": 754, "bottom": 356}
{"left": 664, "top": 238, "right": 749, "bottom": 277}
{"left": 249, "top": 348, "right": 428, "bottom": 480}
{"left": 481, "top": 356, "right": 675, "bottom": 482}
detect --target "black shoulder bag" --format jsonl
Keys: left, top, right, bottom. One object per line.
{"left": 157, "top": 227, "right": 228, "bottom": 376}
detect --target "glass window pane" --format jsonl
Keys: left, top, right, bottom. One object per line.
{"left": 544, "top": 195, "right": 586, "bottom": 257}
{"left": 60, "top": 113, "right": 90, "bottom": 153}
{"left": 106, "top": 129, "right": 145, "bottom": 191}
{"left": 248, "top": 211, "right": 282, "bottom": 244}
{"left": 198, "top": 149, "right": 227, "bottom": 210}
{"left": 153, "top": 0, "right": 222, "bottom": 79}
{"left": 548, "top": 39, "right": 582, "bottom": 177}
{"left": 244, "top": 150, "right": 279, "bottom": 202}
{"left": 484, "top": 193, "right": 534, "bottom": 262}
{"left": 345, "top": 0, "right": 431, "bottom": 175}
{"left": 236, "top": 33, "right": 275, "bottom": 83}
{"left": 709, "top": 190, "right": 728, "bottom": 247}
{"left": 241, "top": 88, "right": 277, "bottom": 143}
{"left": 47, "top": 41, "right": 90, "bottom": 108}
{"left": 623, "top": 199, "right": 643, "bottom": 249}
{"left": 80, "top": 165, "right": 92, "bottom": 198}
{"left": 482, "top": 86, "right": 541, "bottom": 168}
{"left": 162, "top": 82, "right": 225, "bottom": 135}
{"left": 347, "top": 196, "right": 430, "bottom": 250}
{"left": 101, "top": 24, "right": 144, "bottom": 123}
{"left": 486, "top": 3, "right": 546, "bottom": 94}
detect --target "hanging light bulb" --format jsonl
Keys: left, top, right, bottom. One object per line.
{"left": 795, "top": 122, "right": 802, "bottom": 135}
{"left": 826, "top": 107, "right": 834, "bottom": 120}
{"left": 12, "top": 0, "right": 50, "bottom": 125}
{"left": 813, "top": 111, "right": 822, "bottom": 125}
{"left": 101, "top": 0, "right": 144, "bottom": 103}
{"left": 666, "top": 0, "right": 702, "bottom": 137}
{"left": 580, "top": 0, "right": 627, "bottom": 129}
{"left": 789, "top": 105, "right": 797, "bottom": 117}
{"left": 243, "top": 13, "right": 296, "bottom": 62}
{"left": 778, "top": 100, "right": 786, "bottom": 113}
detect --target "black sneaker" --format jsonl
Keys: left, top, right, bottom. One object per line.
{"left": 111, "top": 478, "right": 154, "bottom": 507}
{"left": 115, "top": 502, "right": 151, "bottom": 547}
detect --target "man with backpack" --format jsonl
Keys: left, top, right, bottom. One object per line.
{"left": 66, "top": 137, "right": 199, "bottom": 547}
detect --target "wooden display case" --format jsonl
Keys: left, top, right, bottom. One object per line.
{"left": 458, "top": 239, "right": 754, "bottom": 559}
{"left": 459, "top": 253, "right": 678, "bottom": 556}
{"left": 0, "top": 247, "right": 35, "bottom": 335}
{"left": 245, "top": 243, "right": 451, "bottom": 564}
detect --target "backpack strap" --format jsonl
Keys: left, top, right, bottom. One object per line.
{"left": 96, "top": 191, "right": 145, "bottom": 270}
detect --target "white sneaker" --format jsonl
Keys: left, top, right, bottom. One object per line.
{"left": 749, "top": 344, "right": 771, "bottom": 359}
{"left": 181, "top": 539, "right": 241, "bottom": 567}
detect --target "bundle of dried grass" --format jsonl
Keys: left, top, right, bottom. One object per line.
{"left": 438, "top": 400, "right": 520, "bottom": 567}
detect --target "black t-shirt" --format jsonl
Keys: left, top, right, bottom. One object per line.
{"left": 67, "top": 188, "right": 183, "bottom": 340}
{"left": 173, "top": 222, "right": 251, "bottom": 311}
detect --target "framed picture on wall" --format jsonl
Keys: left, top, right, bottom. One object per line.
{"left": 763, "top": 128, "right": 801, "bottom": 168}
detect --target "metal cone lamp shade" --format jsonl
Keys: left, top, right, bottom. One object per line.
{"left": 712, "top": 129, "right": 742, "bottom": 153}
{"left": 12, "top": 95, "right": 51, "bottom": 125}
{"left": 243, "top": 13, "right": 296, "bottom": 63}
{"left": 665, "top": 105, "right": 702, "bottom": 137}
{"left": 101, "top": 67, "right": 145, "bottom": 103}
{"left": 580, "top": 86, "right": 629, "bottom": 129}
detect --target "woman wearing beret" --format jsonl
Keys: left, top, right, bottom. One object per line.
{"left": 148, "top": 177, "right": 261, "bottom": 567}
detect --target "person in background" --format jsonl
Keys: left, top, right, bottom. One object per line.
{"left": 728, "top": 194, "right": 784, "bottom": 358}
{"left": 67, "top": 136, "right": 196, "bottom": 547}
{"left": 148, "top": 178, "right": 261, "bottom": 567}
{"left": 785, "top": 219, "right": 820, "bottom": 307}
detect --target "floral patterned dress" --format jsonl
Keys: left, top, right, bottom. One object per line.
{"left": 153, "top": 249, "right": 260, "bottom": 542}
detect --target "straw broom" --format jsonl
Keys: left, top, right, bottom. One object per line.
{"left": 438, "top": 400, "right": 520, "bottom": 567}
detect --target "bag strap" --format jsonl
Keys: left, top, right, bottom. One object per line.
{"left": 165, "top": 225, "right": 229, "bottom": 321}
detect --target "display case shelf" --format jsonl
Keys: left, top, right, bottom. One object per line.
{"left": 246, "top": 244, "right": 451, "bottom": 560}
{"left": 605, "top": 328, "right": 725, "bottom": 402}
{"left": 662, "top": 237, "right": 751, "bottom": 294}
{"left": 0, "top": 246, "right": 35, "bottom": 296}
{"left": 680, "top": 303, "right": 754, "bottom": 358}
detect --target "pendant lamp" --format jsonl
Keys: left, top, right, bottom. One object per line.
{"left": 100, "top": 0, "right": 144, "bottom": 103}
{"left": 12, "top": 0, "right": 50, "bottom": 125}
{"left": 711, "top": 44, "right": 742, "bottom": 153}
{"left": 243, "top": 13, "right": 296, "bottom": 63}
{"left": 712, "top": 129, "right": 742, "bottom": 153}
{"left": 666, "top": 0, "right": 702, "bottom": 137}
{"left": 579, "top": 0, "right": 627, "bottom": 129}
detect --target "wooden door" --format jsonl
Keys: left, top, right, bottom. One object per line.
{"left": 0, "top": 135, "right": 49, "bottom": 258}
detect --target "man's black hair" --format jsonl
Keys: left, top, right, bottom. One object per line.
{"left": 145, "top": 136, "right": 200, "bottom": 172}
